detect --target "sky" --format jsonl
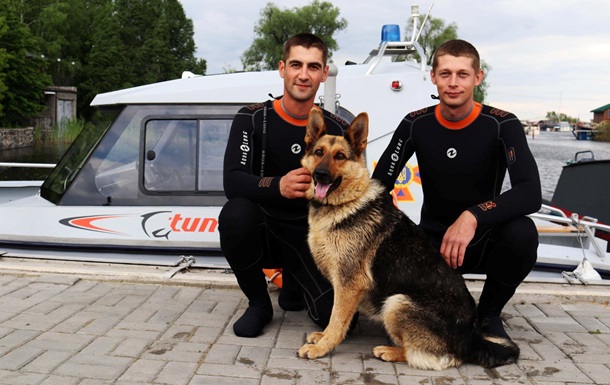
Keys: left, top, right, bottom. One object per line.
{"left": 178, "top": 0, "right": 609, "bottom": 122}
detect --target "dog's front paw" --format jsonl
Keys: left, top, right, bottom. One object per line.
{"left": 298, "top": 343, "right": 329, "bottom": 359}
{"left": 306, "top": 331, "right": 324, "bottom": 344}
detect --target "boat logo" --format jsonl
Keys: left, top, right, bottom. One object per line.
{"left": 60, "top": 212, "right": 218, "bottom": 239}
{"left": 446, "top": 148, "right": 457, "bottom": 159}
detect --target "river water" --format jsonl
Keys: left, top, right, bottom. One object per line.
{"left": 1, "top": 132, "right": 609, "bottom": 199}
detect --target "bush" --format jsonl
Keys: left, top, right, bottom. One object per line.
{"left": 52, "top": 118, "right": 85, "bottom": 143}
{"left": 594, "top": 122, "right": 610, "bottom": 142}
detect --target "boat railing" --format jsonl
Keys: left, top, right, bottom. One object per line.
{"left": 530, "top": 204, "right": 610, "bottom": 261}
{"left": 0, "top": 162, "right": 56, "bottom": 169}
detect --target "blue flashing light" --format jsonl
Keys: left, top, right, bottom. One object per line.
{"left": 381, "top": 24, "right": 401, "bottom": 42}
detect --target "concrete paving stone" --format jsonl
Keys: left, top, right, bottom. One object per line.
{"left": 79, "top": 380, "right": 115, "bottom": 385}
{"left": 571, "top": 353, "right": 610, "bottom": 364}
{"left": 1, "top": 318, "right": 56, "bottom": 332}
{"left": 20, "top": 350, "right": 73, "bottom": 373}
{"left": 195, "top": 362, "right": 262, "bottom": 379}
{"left": 204, "top": 343, "right": 240, "bottom": 364}
{"left": 0, "top": 327, "right": 14, "bottom": 340}
{"left": 0, "top": 329, "right": 40, "bottom": 349}
{"left": 267, "top": 347, "right": 329, "bottom": 372}
{"left": 332, "top": 370, "right": 399, "bottom": 385}
{"left": 27, "top": 331, "right": 94, "bottom": 352}
{"left": 517, "top": 360, "right": 593, "bottom": 383}
{"left": 158, "top": 325, "right": 196, "bottom": 342}
{"left": 33, "top": 275, "right": 80, "bottom": 286}
{"left": 260, "top": 368, "right": 295, "bottom": 385}
{"left": 330, "top": 351, "right": 364, "bottom": 373}
{"left": 0, "top": 313, "right": 16, "bottom": 324}
{"left": 77, "top": 314, "right": 125, "bottom": 336}
{"left": 567, "top": 332, "right": 610, "bottom": 354}
{"left": 190, "top": 326, "right": 223, "bottom": 345}
{"left": 188, "top": 375, "right": 258, "bottom": 385}
{"left": 515, "top": 342, "right": 543, "bottom": 361}
{"left": 294, "top": 369, "right": 331, "bottom": 385}
{"left": 514, "top": 304, "right": 548, "bottom": 318}
{"left": 105, "top": 327, "right": 163, "bottom": 340}
{"left": 398, "top": 374, "right": 434, "bottom": 385}
{"left": 0, "top": 346, "right": 43, "bottom": 370}
{"left": 236, "top": 345, "right": 271, "bottom": 370}
{"left": 53, "top": 353, "right": 133, "bottom": 381}
{"left": 116, "top": 358, "right": 166, "bottom": 383}
{"left": 39, "top": 374, "right": 81, "bottom": 385}
{"left": 538, "top": 303, "right": 573, "bottom": 317}
{"left": 573, "top": 316, "right": 610, "bottom": 333}
{"left": 506, "top": 315, "right": 538, "bottom": 333}
{"left": 216, "top": 333, "right": 276, "bottom": 349}
{"left": 576, "top": 363, "right": 610, "bottom": 384}
{"left": 543, "top": 331, "right": 587, "bottom": 355}
{"left": 155, "top": 361, "right": 199, "bottom": 385}
{"left": 0, "top": 369, "right": 46, "bottom": 385}
{"left": 80, "top": 335, "right": 123, "bottom": 355}
{"left": 141, "top": 340, "right": 204, "bottom": 363}
{"left": 276, "top": 330, "right": 306, "bottom": 349}
{"left": 529, "top": 341, "right": 572, "bottom": 362}
{"left": 530, "top": 316, "right": 588, "bottom": 333}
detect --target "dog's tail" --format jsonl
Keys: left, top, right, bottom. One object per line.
{"left": 467, "top": 333, "right": 520, "bottom": 368}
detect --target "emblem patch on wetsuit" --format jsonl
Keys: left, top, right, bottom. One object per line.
{"left": 446, "top": 148, "right": 457, "bottom": 159}
{"left": 477, "top": 201, "right": 497, "bottom": 211}
{"left": 291, "top": 143, "right": 302, "bottom": 154}
{"left": 508, "top": 147, "right": 516, "bottom": 164}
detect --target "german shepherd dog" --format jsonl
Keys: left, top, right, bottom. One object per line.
{"left": 298, "top": 109, "right": 520, "bottom": 370}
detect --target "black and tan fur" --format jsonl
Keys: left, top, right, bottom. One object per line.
{"left": 298, "top": 108, "right": 520, "bottom": 370}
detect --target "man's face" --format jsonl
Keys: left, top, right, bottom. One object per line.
{"left": 430, "top": 54, "right": 483, "bottom": 110}
{"left": 279, "top": 46, "right": 329, "bottom": 104}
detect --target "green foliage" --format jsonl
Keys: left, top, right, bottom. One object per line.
{"left": 0, "top": 0, "right": 206, "bottom": 122}
{"left": 594, "top": 121, "right": 610, "bottom": 142}
{"left": 241, "top": 0, "right": 348, "bottom": 71}
{"left": 0, "top": 0, "right": 52, "bottom": 126}
{"left": 53, "top": 118, "right": 85, "bottom": 142}
{"left": 545, "top": 111, "right": 578, "bottom": 123}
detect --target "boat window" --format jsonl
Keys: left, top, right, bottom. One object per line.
{"left": 198, "top": 120, "right": 231, "bottom": 191}
{"left": 144, "top": 119, "right": 198, "bottom": 191}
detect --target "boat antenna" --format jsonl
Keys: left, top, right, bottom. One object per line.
{"left": 414, "top": 3, "right": 434, "bottom": 43}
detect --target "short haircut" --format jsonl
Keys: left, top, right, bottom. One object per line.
{"left": 283, "top": 33, "right": 329, "bottom": 65}
{"left": 432, "top": 39, "right": 480, "bottom": 72}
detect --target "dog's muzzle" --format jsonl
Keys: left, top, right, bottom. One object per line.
{"left": 313, "top": 169, "right": 341, "bottom": 199}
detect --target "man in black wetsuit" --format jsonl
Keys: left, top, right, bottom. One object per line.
{"left": 219, "top": 34, "right": 349, "bottom": 337}
{"left": 372, "top": 39, "right": 542, "bottom": 339}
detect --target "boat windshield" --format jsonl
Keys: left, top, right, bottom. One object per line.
{"left": 41, "top": 107, "right": 121, "bottom": 204}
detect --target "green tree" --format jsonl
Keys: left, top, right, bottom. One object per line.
{"left": 0, "top": 0, "right": 51, "bottom": 126}
{"left": 241, "top": 0, "right": 348, "bottom": 71}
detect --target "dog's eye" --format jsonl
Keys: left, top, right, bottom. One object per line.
{"left": 335, "top": 152, "right": 346, "bottom": 160}
{"left": 314, "top": 149, "right": 324, "bottom": 157}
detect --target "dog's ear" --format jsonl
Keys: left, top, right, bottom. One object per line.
{"left": 346, "top": 112, "right": 369, "bottom": 156}
{"left": 305, "top": 108, "right": 327, "bottom": 152}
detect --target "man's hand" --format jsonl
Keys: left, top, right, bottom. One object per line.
{"left": 279, "top": 167, "right": 312, "bottom": 199}
{"left": 440, "top": 210, "right": 478, "bottom": 269}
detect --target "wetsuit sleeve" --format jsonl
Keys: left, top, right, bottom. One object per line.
{"left": 223, "top": 106, "right": 283, "bottom": 202}
{"left": 371, "top": 117, "right": 415, "bottom": 192}
{"left": 467, "top": 117, "right": 542, "bottom": 227}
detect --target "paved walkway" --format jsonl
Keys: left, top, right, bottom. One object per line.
{"left": 0, "top": 258, "right": 609, "bottom": 385}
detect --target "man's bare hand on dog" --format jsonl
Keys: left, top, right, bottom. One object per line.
{"left": 440, "top": 211, "right": 477, "bottom": 269}
{"left": 280, "top": 167, "right": 312, "bottom": 199}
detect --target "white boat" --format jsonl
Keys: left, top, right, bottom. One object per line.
{"left": 0, "top": 5, "right": 608, "bottom": 284}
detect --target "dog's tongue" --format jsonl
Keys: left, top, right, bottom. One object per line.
{"left": 315, "top": 183, "right": 331, "bottom": 199}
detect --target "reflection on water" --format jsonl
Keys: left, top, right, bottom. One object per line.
{"left": 0, "top": 141, "right": 71, "bottom": 180}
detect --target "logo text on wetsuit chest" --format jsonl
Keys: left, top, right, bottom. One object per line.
{"left": 240, "top": 131, "right": 250, "bottom": 166}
